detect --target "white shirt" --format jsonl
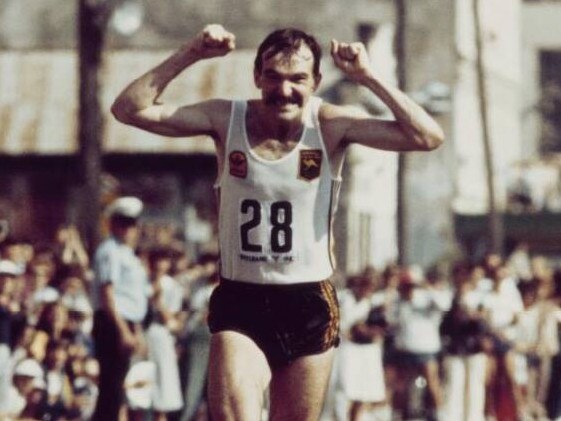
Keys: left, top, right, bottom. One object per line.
{"left": 93, "top": 237, "right": 150, "bottom": 322}
{"left": 481, "top": 278, "right": 523, "bottom": 340}
{"left": 159, "top": 275, "right": 183, "bottom": 314}
{"left": 391, "top": 288, "right": 452, "bottom": 354}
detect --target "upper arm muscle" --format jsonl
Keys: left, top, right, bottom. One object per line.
{"left": 117, "top": 99, "right": 231, "bottom": 142}
{"left": 320, "top": 103, "right": 425, "bottom": 152}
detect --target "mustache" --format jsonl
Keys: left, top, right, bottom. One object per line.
{"left": 264, "top": 94, "right": 302, "bottom": 107}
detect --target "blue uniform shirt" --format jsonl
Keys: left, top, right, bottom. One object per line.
{"left": 93, "top": 237, "right": 150, "bottom": 322}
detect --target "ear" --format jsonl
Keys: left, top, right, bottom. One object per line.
{"left": 313, "top": 73, "right": 322, "bottom": 91}
{"left": 254, "top": 69, "right": 262, "bottom": 89}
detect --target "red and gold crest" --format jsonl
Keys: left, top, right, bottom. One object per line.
{"left": 298, "top": 149, "right": 322, "bottom": 181}
{"left": 229, "top": 150, "right": 248, "bottom": 178}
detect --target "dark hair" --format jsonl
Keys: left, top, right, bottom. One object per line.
{"left": 110, "top": 215, "right": 138, "bottom": 229}
{"left": 254, "top": 28, "right": 322, "bottom": 78}
{"left": 148, "top": 247, "right": 174, "bottom": 267}
{"left": 518, "top": 279, "right": 539, "bottom": 297}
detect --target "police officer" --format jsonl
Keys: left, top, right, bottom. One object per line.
{"left": 91, "top": 197, "right": 150, "bottom": 421}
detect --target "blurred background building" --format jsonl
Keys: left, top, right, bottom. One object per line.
{"left": 0, "top": 0, "right": 560, "bottom": 271}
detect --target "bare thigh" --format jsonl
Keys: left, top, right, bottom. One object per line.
{"left": 269, "top": 348, "right": 335, "bottom": 421}
{"left": 207, "top": 331, "right": 272, "bottom": 421}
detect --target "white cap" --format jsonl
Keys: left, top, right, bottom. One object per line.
{"left": 33, "top": 287, "right": 60, "bottom": 304}
{"left": 64, "top": 296, "right": 93, "bottom": 314}
{"left": 32, "top": 377, "right": 47, "bottom": 390}
{"left": 14, "top": 358, "right": 44, "bottom": 379}
{"left": 105, "top": 197, "right": 143, "bottom": 219}
{"left": 0, "top": 259, "right": 22, "bottom": 276}
{"left": 125, "top": 360, "right": 155, "bottom": 410}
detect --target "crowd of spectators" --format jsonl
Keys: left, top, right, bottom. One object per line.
{"left": 1, "top": 221, "right": 561, "bottom": 421}
{"left": 331, "top": 251, "right": 561, "bottom": 421}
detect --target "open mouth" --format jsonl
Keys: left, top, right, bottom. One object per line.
{"left": 273, "top": 101, "right": 300, "bottom": 111}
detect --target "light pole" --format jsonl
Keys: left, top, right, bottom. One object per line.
{"left": 472, "top": 0, "right": 503, "bottom": 255}
{"left": 395, "top": 0, "right": 408, "bottom": 265}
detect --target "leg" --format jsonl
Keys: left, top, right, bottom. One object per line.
{"left": 92, "top": 312, "right": 131, "bottom": 421}
{"left": 503, "top": 351, "right": 524, "bottom": 417}
{"left": 129, "top": 409, "right": 147, "bottom": 421}
{"left": 389, "top": 364, "right": 410, "bottom": 419}
{"left": 466, "top": 353, "right": 487, "bottom": 421}
{"left": 153, "top": 411, "right": 167, "bottom": 421}
{"left": 269, "top": 348, "right": 335, "bottom": 421}
{"left": 349, "top": 401, "right": 366, "bottom": 421}
{"left": 484, "top": 354, "right": 497, "bottom": 417}
{"left": 536, "top": 356, "right": 551, "bottom": 407}
{"left": 422, "top": 359, "right": 443, "bottom": 410}
{"left": 179, "top": 326, "right": 212, "bottom": 421}
{"left": 443, "top": 356, "right": 465, "bottom": 421}
{"left": 207, "top": 331, "right": 271, "bottom": 421}
{"left": 0, "top": 345, "right": 12, "bottom": 414}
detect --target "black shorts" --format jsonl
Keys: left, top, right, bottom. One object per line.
{"left": 208, "top": 278, "right": 340, "bottom": 368}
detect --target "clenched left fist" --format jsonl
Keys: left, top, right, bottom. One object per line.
{"left": 330, "top": 40, "right": 373, "bottom": 82}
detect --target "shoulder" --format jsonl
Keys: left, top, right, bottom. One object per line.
{"left": 204, "top": 98, "right": 234, "bottom": 113}
{"left": 203, "top": 99, "right": 235, "bottom": 142}
{"left": 94, "top": 237, "right": 127, "bottom": 264}
{"left": 199, "top": 99, "right": 234, "bottom": 122}
{"left": 95, "top": 238, "right": 116, "bottom": 257}
{"left": 316, "top": 101, "right": 375, "bottom": 147}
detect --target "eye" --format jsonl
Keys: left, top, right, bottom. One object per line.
{"left": 263, "top": 72, "right": 281, "bottom": 82}
{"left": 292, "top": 75, "right": 309, "bottom": 83}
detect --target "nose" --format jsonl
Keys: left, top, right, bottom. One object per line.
{"left": 278, "top": 80, "right": 292, "bottom": 97}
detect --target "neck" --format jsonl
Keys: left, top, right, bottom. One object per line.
{"left": 113, "top": 233, "right": 134, "bottom": 248}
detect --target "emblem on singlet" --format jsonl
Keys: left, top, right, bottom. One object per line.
{"left": 229, "top": 150, "right": 248, "bottom": 178}
{"left": 298, "top": 149, "right": 322, "bottom": 181}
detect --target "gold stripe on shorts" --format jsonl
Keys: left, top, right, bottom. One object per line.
{"left": 320, "top": 281, "right": 340, "bottom": 347}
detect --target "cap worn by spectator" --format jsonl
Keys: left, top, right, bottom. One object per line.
{"left": 124, "top": 360, "right": 156, "bottom": 410}
{"left": 34, "top": 288, "right": 60, "bottom": 304}
{"left": 65, "top": 296, "right": 93, "bottom": 315}
{"left": 106, "top": 197, "right": 143, "bottom": 219}
{"left": 14, "top": 358, "right": 44, "bottom": 379}
{"left": 0, "top": 259, "right": 23, "bottom": 276}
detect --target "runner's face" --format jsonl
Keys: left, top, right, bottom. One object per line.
{"left": 255, "top": 45, "right": 320, "bottom": 120}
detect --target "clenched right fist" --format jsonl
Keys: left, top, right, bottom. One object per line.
{"left": 190, "top": 24, "right": 236, "bottom": 59}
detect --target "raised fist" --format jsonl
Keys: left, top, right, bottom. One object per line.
{"left": 191, "top": 24, "right": 236, "bottom": 59}
{"left": 330, "top": 40, "right": 372, "bottom": 82}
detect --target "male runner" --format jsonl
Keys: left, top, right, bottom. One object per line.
{"left": 111, "top": 24, "right": 443, "bottom": 421}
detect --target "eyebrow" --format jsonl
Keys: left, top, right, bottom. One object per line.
{"left": 263, "top": 69, "right": 310, "bottom": 79}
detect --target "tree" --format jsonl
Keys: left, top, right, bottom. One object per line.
{"left": 77, "top": 0, "right": 118, "bottom": 251}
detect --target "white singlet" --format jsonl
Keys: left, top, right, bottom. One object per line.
{"left": 215, "top": 96, "right": 342, "bottom": 285}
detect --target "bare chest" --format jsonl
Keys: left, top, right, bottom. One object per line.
{"left": 250, "top": 138, "right": 300, "bottom": 160}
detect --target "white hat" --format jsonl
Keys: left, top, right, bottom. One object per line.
{"left": 32, "top": 377, "right": 47, "bottom": 390}
{"left": 124, "top": 360, "right": 155, "bottom": 410}
{"left": 106, "top": 197, "right": 143, "bottom": 219}
{"left": 33, "top": 287, "right": 60, "bottom": 304}
{"left": 14, "top": 358, "right": 44, "bottom": 379}
{"left": 64, "top": 295, "right": 93, "bottom": 314}
{"left": 0, "top": 260, "right": 22, "bottom": 276}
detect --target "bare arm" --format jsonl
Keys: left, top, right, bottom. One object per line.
{"left": 111, "top": 24, "right": 235, "bottom": 140}
{"left": 323, "top": 40, "right": 444, "bottom": 152}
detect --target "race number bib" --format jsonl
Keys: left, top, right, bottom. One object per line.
{"left": 239, "top": 199, "right": 293, "bottom": 254}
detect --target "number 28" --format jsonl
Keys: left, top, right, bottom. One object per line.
{"left": 240, "top": 199, "right": 292, "bottom": 253}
